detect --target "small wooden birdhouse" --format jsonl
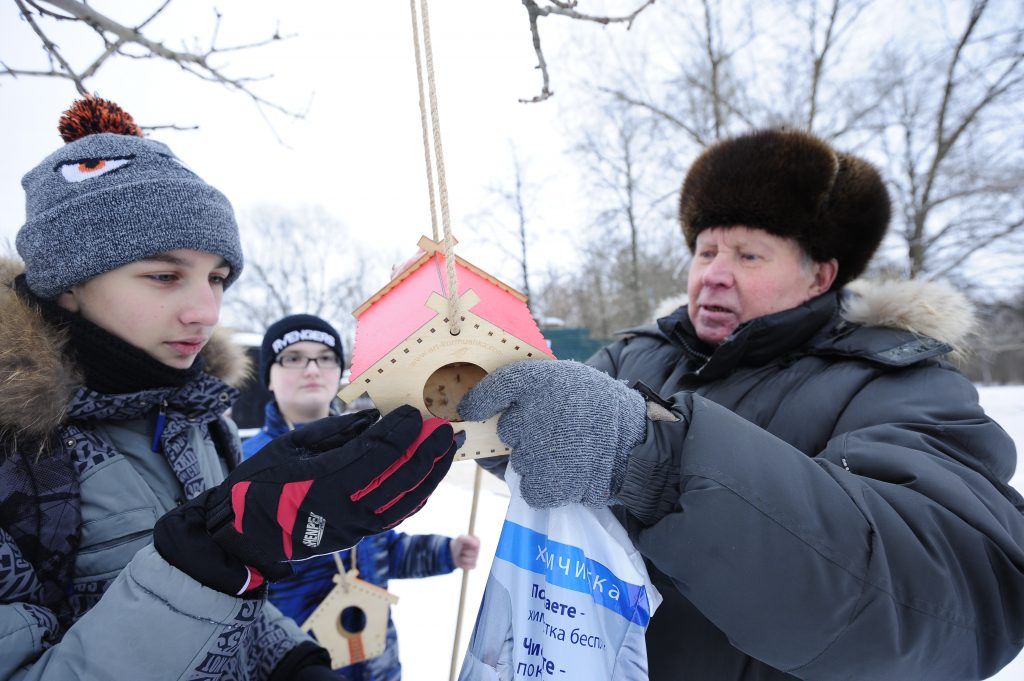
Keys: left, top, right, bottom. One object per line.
{"left": 301, "top": 570, "right": 400, "bottom": 669}
{"left": 338, "top": 236, "right": 554, "bottom": 460}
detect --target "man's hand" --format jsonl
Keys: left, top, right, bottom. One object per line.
{"left": 450, "top": 534, "right": 481, "bottom": 570}
{"left": 458, "top": 360, "right": 647, "bottom": 509}
{"left": 155, "top": 406, "right": 459, "bottom": 595}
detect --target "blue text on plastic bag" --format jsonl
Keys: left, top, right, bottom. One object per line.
{"left": 495, "top": 520, "right": 653, "bottom": 626}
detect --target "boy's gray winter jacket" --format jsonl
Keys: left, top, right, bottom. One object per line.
{"left": 595, "top": 281, "right": 1024, "bottom": 680}
{"left": 0, "top": 260, "right": 310, "bottom": 680}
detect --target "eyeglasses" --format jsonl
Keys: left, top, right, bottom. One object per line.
{"left": 275, "top": 354, "right": 341, "bottom": 370}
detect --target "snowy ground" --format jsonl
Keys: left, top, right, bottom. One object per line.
{"left": 982, "top": 387, "right": 1024, "bottom": 681}
{"left": 389, "top": 386, "right": 1024, "bottom": 680}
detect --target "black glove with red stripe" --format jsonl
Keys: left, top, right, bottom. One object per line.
{"left": 154, "top": 406, "right": 458, "bottom": 596}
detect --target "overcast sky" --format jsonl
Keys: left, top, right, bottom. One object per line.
{"left": 1, "top": 1, "right": 633, "bottom": 299}
{"left": 8, "top": 2, "right": 1014, "bottom": 314}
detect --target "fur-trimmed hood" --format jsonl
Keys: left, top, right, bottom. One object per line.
{"left": 0, "top": 258, "right": 251, "bottom": 440}
{"left": 841, "top": 278, "right": 973, "bottom": 358}
{"left": 653, "top": 278, "right": 973, "bottom": 356}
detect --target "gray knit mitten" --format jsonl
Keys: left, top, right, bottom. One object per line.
{"left": 458, "top": 360, "right": 647, "bottom": 508}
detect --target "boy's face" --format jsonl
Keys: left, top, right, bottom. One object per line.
{"left": 268, "top": 341, "right": 343, "bottom": 416}
{"left": 57, "top": 249, "right": 231, "bottom": 369}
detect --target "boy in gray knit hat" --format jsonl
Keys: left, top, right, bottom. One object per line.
{"left": 1, "top": 97, "right": 458, "bottom": 681}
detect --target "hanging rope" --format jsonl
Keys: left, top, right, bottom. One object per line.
{"left": 408, "top": 0, "right": 439, "bottom": 244}
{"left": 409, "top": 4, "right": 479, "bottom": 676}
{"left": 333, "top": 545, "right": 357, "bottom": 578}
{"left": 409, "top": 0, "right": 461, "bottom": 335}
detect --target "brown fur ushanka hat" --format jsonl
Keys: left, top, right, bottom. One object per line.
{"left": 679, "top": 128, "right": 891, "bottom": 289}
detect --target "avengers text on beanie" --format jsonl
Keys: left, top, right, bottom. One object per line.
{"left": 260, "top": 314, "right": 345, "bottom": 387}
{"left": 16, "top": 96, "right": 243, "bottom": 299}
{"left": 679, "top": 127, "right": 890, "bottom": 289}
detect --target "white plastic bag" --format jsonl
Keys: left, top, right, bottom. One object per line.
{"left": 460, "top": 468, "right": 661, "bottom": 680}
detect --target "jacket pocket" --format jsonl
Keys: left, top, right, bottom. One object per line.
{"left": 76, "top": 507, "right": 159, "bottom": 578}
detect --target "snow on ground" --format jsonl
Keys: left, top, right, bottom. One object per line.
{"left": 979, "top": 386, "right": 1024, "bottom": 681}
{"left": 390, "top": 386, "right": 1024, "bottom": 680}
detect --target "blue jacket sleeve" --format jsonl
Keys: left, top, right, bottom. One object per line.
{"left": 385, "top": 531, "right": 455, "bottom": 579}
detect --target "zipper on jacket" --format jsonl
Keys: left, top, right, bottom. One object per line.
{"left": 672, "top": 327, "right": 713, "bottom": 375}
{"left": 151, "top": 400, "right": 167, "bottom": 452}
{"left": 77, "top": 528, "right": 153, "bottom": 556}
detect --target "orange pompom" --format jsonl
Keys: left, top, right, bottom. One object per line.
{"left": 58, "top": 96, "right": 143, "bottom": 143}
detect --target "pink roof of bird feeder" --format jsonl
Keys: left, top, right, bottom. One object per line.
{"left": 347, "top": 237, "right": 554, "bottom": 379}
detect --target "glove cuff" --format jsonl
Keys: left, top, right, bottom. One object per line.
{"left": 609, "top": 388, "right": 649, "bottom": 496}
{"left": 268, "top": 641, "right": 333, "bottom": 681}
{"left": 154, "top": 494, "right": 266, "bottom": 597}
{"left": 614, "top": 390, "right": 692, "bottom": 525}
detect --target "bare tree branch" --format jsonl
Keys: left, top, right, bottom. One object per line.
{"left": 139, "top": 123, "right": 200, "bottom": 132}
{"left": 136, "top": 0, "right": 173, "bottom": 31}
{"left": 598, "top": 87, "right": 708, "bottom": 145}
{"left": 14, "top": 0, "right": 87, "bottom": 93}
{"left": 806, "top": 0, "right": 840, "bottom": 129}
{"left": 4, "top": 0, "right": 307, "bottom": 132}
{"left": 470, "top": 146, "right": 543, "bottom": 308}
{"left": 224, "top": 206, "right": 371, "bottom": 335}
{"left": 928, "top": 217, "right": 1024, "bottom": 280}
{"left": 518, "top": 0, "right": 655, "bottom": 103}
{"left": 888, "top": 0, "right": 1024, "bottom": 276}
{"left": 23, "top": 0, "right": 74, "bottom": 21}
{"left": 700, "top": 0, "right": 725, "bottom": 137}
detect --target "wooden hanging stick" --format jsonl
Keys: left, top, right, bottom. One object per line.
{"left": 449, "top": 465, "right": 483, "bottom": 681}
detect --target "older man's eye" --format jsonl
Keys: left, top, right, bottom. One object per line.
{"left": 58, "top": 157, "right": 132, "bottom": 182}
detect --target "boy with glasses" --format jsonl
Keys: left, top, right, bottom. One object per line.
{"left": 244, "top": 314, "right": 480, "bottom": 681}
{"left": 0, "top": 98, "right": 459, "bottom": 681}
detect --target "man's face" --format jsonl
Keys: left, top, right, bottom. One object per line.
{"left": 268, "top": 341, "right": 343, "bottom": 416}
{"left": 57, "top": 249, "right": 230, "bottom": 368}
{"left": 687, "top": 226, "right": 837, "bottom": 345}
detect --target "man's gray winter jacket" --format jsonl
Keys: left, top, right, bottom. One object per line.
{"left": 596, "top": 281, "right": 1024, "bottom": 680}
{"left": 0, "top": 260, "right": 310, "bottom": 680}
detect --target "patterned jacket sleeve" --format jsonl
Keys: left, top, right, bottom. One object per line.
{"left": 0, "top": 528, "right": 61, "bottom": 680}
{"left": 385, "top": 532, "right": 456, "bottom": 580}
{"left": 1, "top": 541, "right": 311, "bottom": 681}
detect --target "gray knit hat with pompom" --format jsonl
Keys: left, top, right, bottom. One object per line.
{"left": 17, "top": 96, "right": 243, "bottom": 299}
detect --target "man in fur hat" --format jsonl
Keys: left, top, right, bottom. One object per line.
{"left": 460, "top": 128, "right": 1024, "bottom": 680}
{"left": 0, "top": 97, "right": 459, "bottom": 681}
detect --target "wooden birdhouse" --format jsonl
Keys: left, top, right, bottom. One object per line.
{"left": 338, "top": 236, "right": 554, "bottom": 460}
{"left": 301, "top": 570, "right": 400, "bottom": 669}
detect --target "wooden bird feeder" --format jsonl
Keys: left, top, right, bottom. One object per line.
{"left": 301, "top": 569, "right": 399, "bottom": 669}
{"left": 338, "top": 236, "right": 554, "bottom": 460}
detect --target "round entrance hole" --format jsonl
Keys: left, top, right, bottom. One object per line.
{"left": 338, "top": 606, "right": 368, "bottom": 637}
{"left": 422, "top": 362, "right": 488, "bottom": 421}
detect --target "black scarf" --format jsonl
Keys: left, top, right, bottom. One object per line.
{"left": 659, "top": 291, "right": 841, "bottom": 381}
